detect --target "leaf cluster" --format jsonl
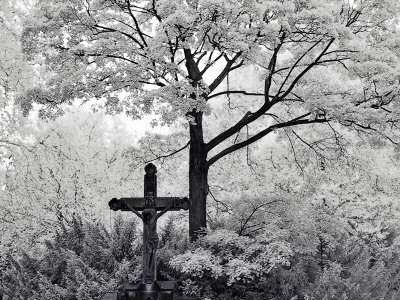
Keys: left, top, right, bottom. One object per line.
{"left": 0, "top": 214, "right": 141, "bottom": 300}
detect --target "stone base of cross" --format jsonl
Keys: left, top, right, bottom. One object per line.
{"left": 102, "top": 282, "right": 200, "bottom": 300}
{"left": 102, "top": 163, "right": 193, "bottom": 300}
{"left": 102, "top": 281, "right": 177, "bottom": 300}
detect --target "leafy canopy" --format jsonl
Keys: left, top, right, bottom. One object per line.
{"left": 19, "top": 0, "right": 400, "bottom": 147}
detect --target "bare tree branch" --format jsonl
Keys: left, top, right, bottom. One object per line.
{"left": 0, "top": 140, "right": 33, "bottom": 152}
{"left": 125, "top": 0, "right": 148, "bottom": 47}
{"left": 278, "top": 38, "right": 335, "bottom": 100}
{"left": 145, "top": 140, "right": 190, "bottom": 164}
{"left": 207, "top": 113, "right": 328, "bottom": 167}
{"left": 276, "top": 39, "right": 323, "bottom": 96}
{"left": 207, "top": 90, "right": 266, "bottom": 100}
{"left": 93, "top": 24, "right": 144, "bottom": 49}
{"left": 205, "top": 35, "right": 287, "bottom": 152}
{"left": 264, "top": 34, "right": 285, "bottom": 102}
{"left": 208, "top": 185, "right": 230, "bottom": 213}
{"left": 208, "top": 52, "right": 242, "bottom": 93}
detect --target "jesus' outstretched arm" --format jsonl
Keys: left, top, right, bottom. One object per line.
{"left": 124, "top": 200, "right": 143, "bottom": 220}
{"left": 155, "top": 203, "right": 173, "bottom": 219}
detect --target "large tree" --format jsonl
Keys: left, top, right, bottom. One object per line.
{"left": 20, "top": 0, "right": 400, "bottom": 239}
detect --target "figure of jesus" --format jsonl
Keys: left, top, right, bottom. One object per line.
{"left": 125, "top": 198, "right": 172, "bottom": 283}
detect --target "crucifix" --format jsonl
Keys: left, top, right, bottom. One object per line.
{"left": 109, "top": 163, "right": 190, "bottom": 284}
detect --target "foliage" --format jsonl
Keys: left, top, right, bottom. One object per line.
{"left": 0, "top": 109, "right": 145, "bottom": 246}
{"left": 18, "top": 0, "right": 400, "bottom": 237}
{"left": 1, "top": 3, "right": 400, "bottom": 299}
{"left": 1, "top": 172, "right": 399, "bottom": 300}
{"left": 163, "top": 194, "right": 400, "bottom": 300}
{"left": 0, "top": 0, "right": 35, "bottom": 183}
{"left": 0, "top": 214, "right": 141, "bottom": 300}
{"left": 158, "top": 140, "right": 400, "bottom": 299}
{"left": 1, "top": 97, "right": 399, "bottom": 299}
{"left": 19, "top": 0, "right": 400, "bottom": 150}
{"left": 0, "top": 0, "right": 33, "bottom": 98}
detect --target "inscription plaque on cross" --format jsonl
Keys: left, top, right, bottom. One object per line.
{"left": 109, "top": 163, "right": 190, "bottom": 286}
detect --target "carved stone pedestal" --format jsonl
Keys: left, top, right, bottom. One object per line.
{"left": 134, "top": 281, "right": 175, "bottom": 300}
{"left": 102, "top": 281, "right": 176, "bottom": 300}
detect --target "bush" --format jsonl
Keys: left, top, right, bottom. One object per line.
{"left": 1, "top": 207, "right": 399, "bottom": 300}
{"left": 0, "top": 215, "right": 141, "bottom": 300}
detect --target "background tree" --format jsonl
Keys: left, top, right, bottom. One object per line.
{"left": 0, "top": 0, "right": 38, "bottom": 244}
{"left": 20, "top": 0, "right": 400, "bottom": 239}
{"left": 0, "top": 0, "right": 34, "bottom": 159}
{"left": 0, "top": 109, "right": 145, "bottom": 246}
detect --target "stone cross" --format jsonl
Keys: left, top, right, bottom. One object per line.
{"left": 109, "top": 163, "right": 190, "bottom": 284}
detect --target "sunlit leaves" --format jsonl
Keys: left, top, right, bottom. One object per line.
{"left": 169, "top": 228, "right": 292, "bottom": 285}
{"left": 0, "top": 110, "right": 143, "bottom": 245}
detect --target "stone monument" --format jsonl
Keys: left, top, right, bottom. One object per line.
{"left": 103, "top": 163, "right": 191, "bottom": 300}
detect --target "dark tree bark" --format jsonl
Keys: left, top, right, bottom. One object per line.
{"left": 188, "top": 111, "right": 208, "bottom": 240}
{"left": 184, "top": 49, "right": 210, "bottom": 240}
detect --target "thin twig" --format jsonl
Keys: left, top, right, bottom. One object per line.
{"left": 144, "top": 140, "right": 190, "bottom": 163}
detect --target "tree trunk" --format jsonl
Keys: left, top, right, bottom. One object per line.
{"left": 188, "top": 111, "right": 208, "bottom": 240}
